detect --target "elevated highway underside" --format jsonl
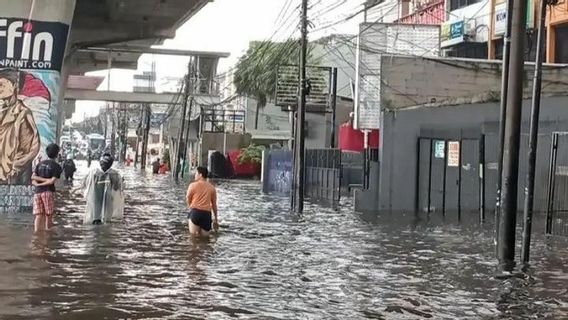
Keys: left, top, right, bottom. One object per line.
{"left": 68, "top": 0, "right": 212, "bottom": 74}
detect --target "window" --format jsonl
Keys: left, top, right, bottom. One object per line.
{"left": 450, "top": 0, "right": 482, "bottom": 11}
{"left": 446, "top": 42, "right": 488, "bottom": 59}
{"left": 494, "top": 39, "right": 504, "bottom": 60}
{"left": 555, "top": 24, "right": 568, "bottom": 63}
{"left": 494, "top": 31, "right": 546, "bottom": 62}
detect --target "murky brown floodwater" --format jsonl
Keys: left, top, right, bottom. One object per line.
{"left": 0, "top": 161, "right": 567, "bottom": 320}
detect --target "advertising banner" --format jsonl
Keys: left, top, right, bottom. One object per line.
{"left": 354, "top": 23, "right": 441, "bottom": 130}
{"left": 494, "top": 0, "right": 534, "bottom": 37}
{"left": 0, "top": 0, "right": 75, "bottom": 213}
{"left": 441, "top": 20, "right": 465, "bottom": 48}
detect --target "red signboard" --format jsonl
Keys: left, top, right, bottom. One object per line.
{"left": 338, "top": 123, "right": 379, "bottom": 152}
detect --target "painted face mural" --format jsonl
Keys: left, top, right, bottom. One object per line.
{"left": 0, "top": 69, "right": 53, "bottom": 184}
{"left": 0, "top": 1, "right": 74, "bottom": 212}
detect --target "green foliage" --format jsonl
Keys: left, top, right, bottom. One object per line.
{"left": 234, "top": 40, "right": 297, "bottom": 105}
{"left": 238, "top": 144, "right": 265, "bottom": 165}
{"left": 163, "top": 149, "right": 170, "bottom": 165}
{"left": 233, "top": 40, "right": 319, "bottom": 129}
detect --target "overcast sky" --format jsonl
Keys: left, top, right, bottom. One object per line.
{"left": 72, "top": 0, "right": 366, "bottom": 123}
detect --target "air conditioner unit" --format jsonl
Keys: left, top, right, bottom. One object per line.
{"left": 463, "top": 20, "right": 476, "bottom": 39}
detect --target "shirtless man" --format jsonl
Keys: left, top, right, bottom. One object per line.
{"left": 186, "top": 166, "right": 218, "bottom": 237}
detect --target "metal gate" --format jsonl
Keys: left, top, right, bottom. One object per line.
{"left": 305, "top": 149, "right": 341, "bottom": 203}
{"left": 416, "top": 137, "right": 485, "bottom": 217}
{"left": 546, "top": 132, "right": 568, "bottom": 236}
{"left": 263, "top": 150, "right": 293, "bottom": 196}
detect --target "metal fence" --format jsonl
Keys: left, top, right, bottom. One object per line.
{"left": 305, "top": 149, "right": 341, "bottom": 203}
{"left": 416, "top": 137, "right": 484, "bottom": 217}
{"left": 263, "top": 149, "right": 354, "bottom": 204}
{"left": 340, "top": 152, "right": 364, "bottom": 188}
{"left": 484, "top": 133, "right": 553, "bottom": 213}
{"left": 546, "top": 132, "right": 568, "bottom": 237}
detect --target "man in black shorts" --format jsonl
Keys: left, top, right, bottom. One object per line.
{"left": 186, "top": 167, "right": 218, "bottom": 237}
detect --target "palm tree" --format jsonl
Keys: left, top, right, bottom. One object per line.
{"left": 233, "top": 40, "right": 303, "bottom": 130}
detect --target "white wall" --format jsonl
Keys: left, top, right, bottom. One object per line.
{"left": 448, "top": 0, "right": 491, "bottom": 42}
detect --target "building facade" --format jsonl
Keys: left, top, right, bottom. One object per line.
{"left": 547, "top": 1, "right": 568, "bottom": 63}
{"left": 441, "top": 0, "right": 491, "bottom": 59}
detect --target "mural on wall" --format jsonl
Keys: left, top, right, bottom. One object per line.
{"left": 0, "top": 2, "right": 74, "bottom": 212}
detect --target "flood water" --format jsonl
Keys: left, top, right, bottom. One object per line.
{"left": 0, "top": 162, "right": 567, "bottom": 320}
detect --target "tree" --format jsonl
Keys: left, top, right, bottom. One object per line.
{"left": 233, "top": 40, "right": 305, "bottom": 130}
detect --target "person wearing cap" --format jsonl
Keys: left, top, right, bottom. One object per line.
{"left": 63, "top": 154, "right": 77, "bottom": 182}
{"left": 79, "top": 153, "right": 125, "bottom": 225}
{"left": 31, "top": 143, "right": 63, "bottom": 232}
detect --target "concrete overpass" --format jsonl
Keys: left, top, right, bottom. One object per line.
{"left": 65, "top": 88, "right": 220, "bottom": 105}
{"left": 61, "top": 0, "right": 227, "bottom": 127}
{"left": 67, "top": 0, "right": 213, "bottom": 74}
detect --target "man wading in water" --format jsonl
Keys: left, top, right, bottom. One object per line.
{"left": 186, "top": 166, "right": 219, "bottom": 237}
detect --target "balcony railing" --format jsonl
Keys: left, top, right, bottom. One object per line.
{"left": 396, "top": 0, "right": 446, "bottom": 25}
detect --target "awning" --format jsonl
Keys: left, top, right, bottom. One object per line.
{"left": 250, "top": 130, "right": 291, "bottom": 141}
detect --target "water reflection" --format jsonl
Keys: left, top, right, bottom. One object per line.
{"left": 0, "top": 161, "right": 566, "bottom": 319}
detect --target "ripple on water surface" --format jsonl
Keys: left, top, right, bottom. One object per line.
{"left": 0, "top": 162, "right": 567, "bottom": 319}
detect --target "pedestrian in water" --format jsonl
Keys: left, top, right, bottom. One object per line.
{"left": 87, "top": 149, "right": 92, "bottom": 168}
{"left": 152, "top": 157, "right": 160, "bottom": 174}
{"left": 186, "top": 166, "right": 219, "bottom": 237}
{"left": 159, "top": 159, "right": 169, "bottom": 174}
{"left": 80, "top": 153, "right": 124, "bottom": 225}
{"left": 63, "top": 154, "right": 77, "bottom": 181}
{"left": 31, "top": 143, "right": 63, "bottom": 232}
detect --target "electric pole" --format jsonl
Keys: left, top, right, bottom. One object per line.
{"left": 175, "top": 61, "right": 192, "bottom": 181}
{"left": 134, "top": 105, "right": 143, "bottom": 168}
{"left": 182, "top": 98, "right": 194, "bottom": 179}
{"left": 140, "top": 104, "right": 151, "bottom": 170}
{"left": 495, "top": 0, "right": 515, "bottom": 248}
{"left": 111, "top": 102, "right": 116, "bottom": 155}
{"left": 521, "top": 0, "right": 549, "bottom": 264}
{"left": 497, "top": 0, "right": 528, "bottom": 271}
{"left": 121, "top": 103, "right": 128, "bottom": 162}
{"left": 293, "top": 0, "right": 309, "bottom": 213}
{"left": 330, "top": 68, "right": 338, "bottom": 148}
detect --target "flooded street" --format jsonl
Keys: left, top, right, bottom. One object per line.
{"left": 1, "top": 162, "right": 567, "bottom": 320}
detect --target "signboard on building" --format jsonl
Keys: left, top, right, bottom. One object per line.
{"left": 447, "top": 141, "right": 460, "bottom": 167}
{"left": 354, "top": 23, "right": 441, "bottom": 130}
{"left": 275, "top": 65, "right": 332, "bottom": 112}
{"left": 0, "top": 0, "right": 75, "bottom": 213}
{"left": 494, "top": 0, "right": 534, "bottom": 37}
{"left": 441, "top": 20, "right": 466, "bottom": 48}
{"left": 435, "top": 140, "right": 445, "bottom": 158}
{"left": 494, "top": 2, "right": 507, "bottom": 36}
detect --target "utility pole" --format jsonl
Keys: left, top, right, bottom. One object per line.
{"left": 182, "top": 98, "right": 194, "bottom": 179}
{"left": 134, "top": 105, "right": 143, "bottom": 168}
{"left": 111, "top": 103, "right": 116, "bottom": 156}
{"left": 106, "top": 51, "right": 112, "bottom": 154}
{"left": 497, "top": 0, "right": 528, "bottom": 271}
{"left": 121, "top": 103, "right": 128, "bottom": 162}
{"left": 140, "top": 104, "right": 151, "bottom": 170}
{"left": 521, "top": 0, "right": 548, "bottom": 265}
{"left": 330, "top": 68, "right": 338, "bottom": 148}
{"left": 175, "top": 61, "right": 192, "bottom": 180}
{"left": 495, "top": 0, "right": 515, "bottom": 246}
{"left": 293, "top": 0, "right": 309, "bottom": 213}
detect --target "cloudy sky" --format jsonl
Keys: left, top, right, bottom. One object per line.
{"left": 72, "top": 0, "right": 366, "bottom": 122}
